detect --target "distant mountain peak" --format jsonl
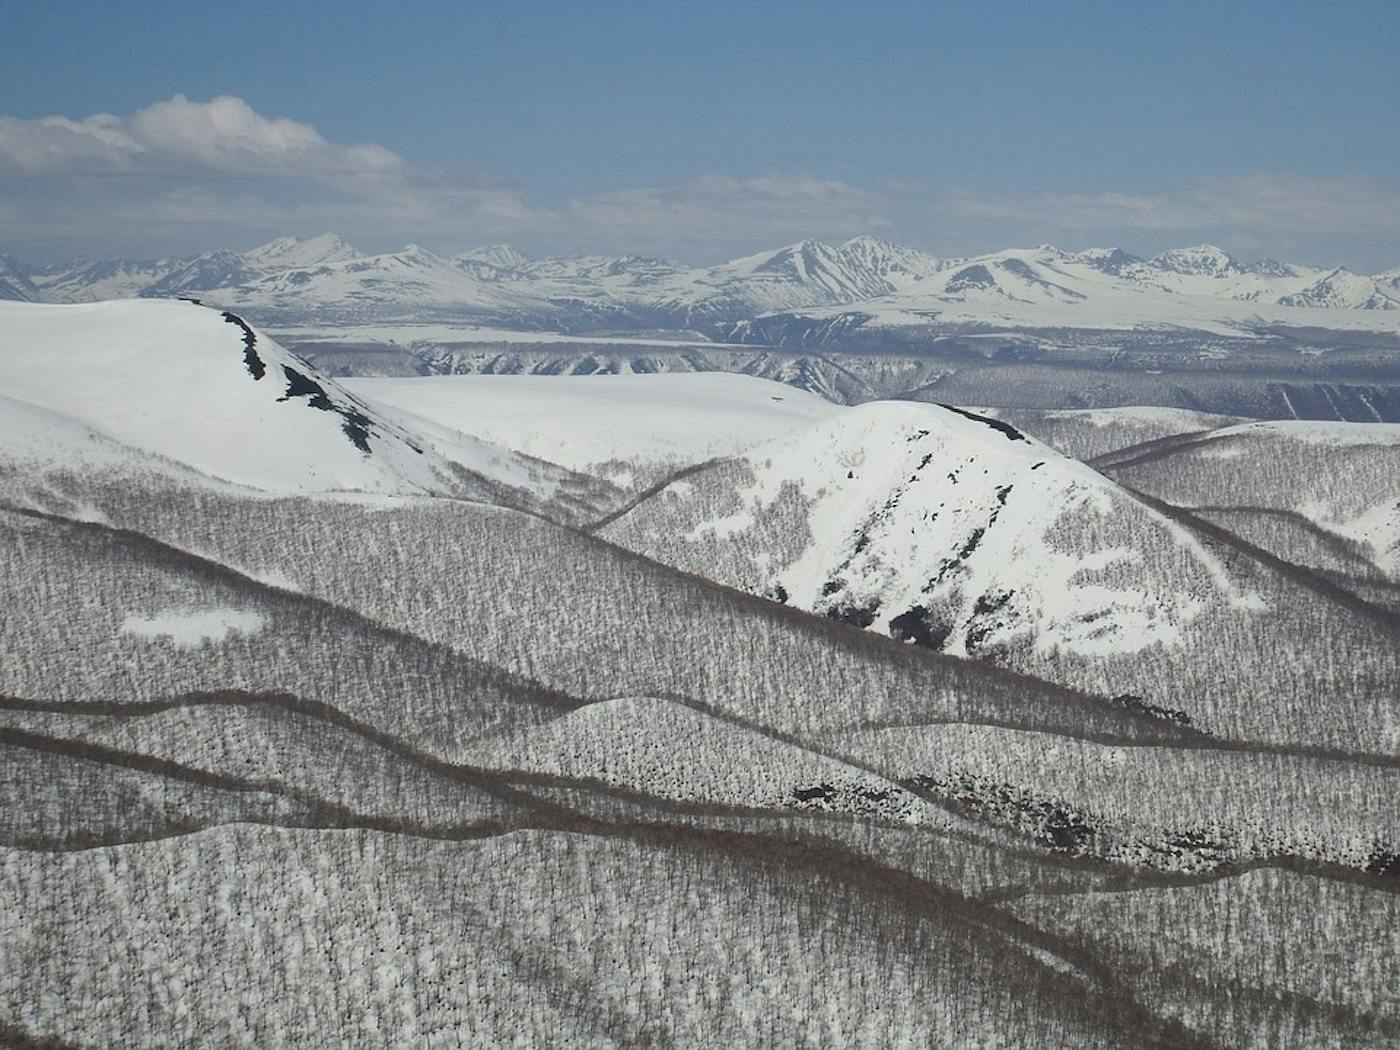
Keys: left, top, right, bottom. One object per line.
{"left": 1241, "top": 257, "right": 1296, "bottom": 278}
{"left": 390, "top": 244, "right": 445, "bottom": 265}
{"left": 1151, "top": 244, "right": 1239, "bottom": 277}
{"left": 0, "top": 253, "right": 39, "bottom": 302}
{"left": 840, "top": 235, "right": 939, "bottom": 269}
{"left": 458, "top": 243, "right": 531, "bottom": 271}
{"left": 6, "top": 235, "right": 1398, "bottom": 329}
{"left": 841, "top": 234, "right": 900, "bottom": 250}
{"left": 1074, "top": 247, "right": 1143, "bottom": 274}
{"left": 244, "top": 233, "right": 360, "bottom": 270}
{"left": 1277, "top": 267, "right": 1400, "bottom": 310}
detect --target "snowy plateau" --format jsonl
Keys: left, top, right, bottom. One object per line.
{"left": 1, "top": 289, "right": 1398, "bottom": 1049}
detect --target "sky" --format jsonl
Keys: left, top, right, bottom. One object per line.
{"left": 2, "top": 0, "right": 1398, "bottom": 269}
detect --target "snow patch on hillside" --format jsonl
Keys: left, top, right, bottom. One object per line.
{"left": 122, "top": 608, "right": 265, "bottom": 646}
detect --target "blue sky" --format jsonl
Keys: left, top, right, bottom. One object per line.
{"left": 2, "top": 0, "right": 1398, "bottom": 268}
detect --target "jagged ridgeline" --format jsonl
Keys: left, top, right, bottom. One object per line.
{"left": 1, "top": 298, "right": 1397, "bottom": 1048}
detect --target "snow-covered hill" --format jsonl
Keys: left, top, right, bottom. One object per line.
{"left": 590, "top": 391, "right": 1400, "bottom": 751}
{"left": 1277, "top": 268, "right": 1400, "bottom": 310}
{"left": 1100, "top": 417, "right": 1400, "bottom": 582}
{"left": 346, "top": 372, "right": 841, "bottom": 486}
{"left": 629, "top": 237, "right": 942, "bottom": 322}
{"left": 230, "top": 243, "right": 547, "bottom": 319}
{"left": 0, "top": 299, "right": 613, "bottom": 513}
{"left": 241, "top": 233, "right": 360, "bottom": 271}
{"left": 599, "top": 399, "right": 1259, "bottom": 662}
{"left": 3, "top": 328, "right": 1398, "bottom": 1048}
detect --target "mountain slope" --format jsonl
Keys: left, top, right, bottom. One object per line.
{"left": 32, "top": 256, "right": 174, "bottom": 302}
{"left": 1, "top": 301, "right": 1398, "bottom": 1047}
{"left": 0, "top": 299, "right": 621, "bottom": 521}
{"left": 598, "top": 395, "right": 1400, "bottom": 748}
{"left": 346, "top": 371, "right": 842, "bottom": 487}
{"left": 600, "top": 400, "right": 1257, "bottom": 660}
{"left": 1099, "top": 418, "right": 1400, "bottom": 586}
{"left": 769, "top": 243, "right": 1400, "bottom": 339}
{"left": 225, "top": 244, "right": 553, "bottom": 321}
{"left": 0, "top": 299, "right": 462, "bottom": 493}
{"left": 241, "top": 233, "right": 360, "bottom": 270}
{"left": 631, "top": 237, "right": 941, "bottom": 322}
{"left": 1278, "top": 268, "right": 1400, "bottom": 310}
{"left": 0, "top": 255, "right": 39, "bottom": 302}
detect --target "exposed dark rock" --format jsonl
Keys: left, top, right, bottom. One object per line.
{"left": 277, "top": 364, "right": 375, "bottom": 454}
{"left": 825, "top": 600, "right": 881, "bottom": 629}
{"left": 1365, "top": 847, "right": 1400, "bottom": 879}
{"left": 222, "top": 310, "right": 265, "bottom": 380}
{"left": 938, "top": 404, "right": 1029, "bottom": 442}
{"left": 1112, "top": 694, "right": 1193, "bottom": 727}
{"left": 889, "top": 605, "right": 952, "bottom": 649}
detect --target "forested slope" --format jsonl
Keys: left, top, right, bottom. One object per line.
{"left": 1, "top": 300, "right": 1396, "bottom": 1048}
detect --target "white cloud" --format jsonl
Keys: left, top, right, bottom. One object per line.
{"left": 0, "top": 95, "right": 403, "bottom": 179}
{"left": 0, "top": 96, "right": 560, "bottom": 257}
{"left": 3, "top": 95, "right": 1392, "bottom": 268}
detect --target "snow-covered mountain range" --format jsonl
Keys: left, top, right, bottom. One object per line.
{"left": 6, "top": 233, "right": 1399, "bottom": 335}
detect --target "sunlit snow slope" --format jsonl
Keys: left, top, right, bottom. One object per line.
{"left": 0, "top": 299, "right": 602, "bottom": 505}
{"left": 347, "top": 372, "right": 841, "bottom": 482}
{"left": 601, "top": 399, "right": 1259, "bottom": 659}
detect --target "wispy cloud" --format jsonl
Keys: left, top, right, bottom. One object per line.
{"left": 942, "top": 174, "right": 1400, "bottom": 234}
{"left": 0, "top": 96, "right": 558, "bottom": 256}
{"left": 2, "top": 96, "right": 1395, "bottom": 269}
{"left": 569, "top": 175, "right": 890, "bottom": 252}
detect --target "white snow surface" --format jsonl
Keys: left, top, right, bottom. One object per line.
{"left": 603, "top": 399, "right": 1261, "bottom": 658}
{"left": 0, "top": 299, "right": 572, "bottom": 498}
{"left": 779, "top": 243, "right": 1400, "bottom": 336}
{"left": 345, "top": 372, "right": 841, "bottom": 475}
{"left": 121, "top": 607, "right": 265, "bottom": 645}
{"left": 266, "top": 322, "right": 753, "bottom": 349}
{"left": 20, "top": 234, "right": 1400, "bottom": 337}
{"left": 239, "top": 233, "right": 360, "bottom": 271}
